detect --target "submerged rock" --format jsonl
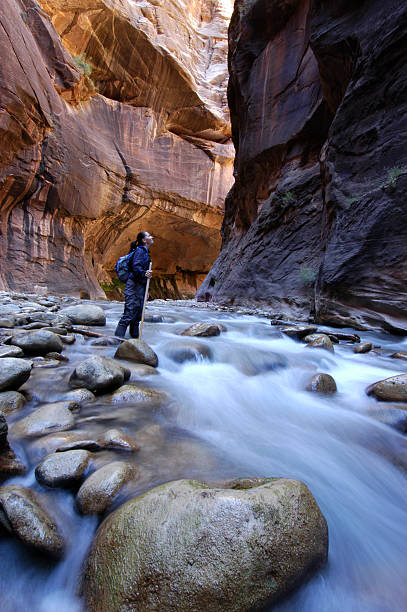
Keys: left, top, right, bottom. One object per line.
{"left": 110, "top": 385, "right": 165, "bottom": 406}
{"left": 390, "top": 351, "right": 407, "bottom": 361}
{"left": 181, "top": 322, "right": 223, "bottom": 337}
{"left": 114, "top": 339, "right": 158, "bottom": 367}
{"left": 69, "top": 356, "right": 130, "bottom": 393}
{"left": 76, "top": 461, "right": 135, "bottom": 515}
{"left": 59, "top": 305, "right": 106, "bottom": 326}
{"left": 307, "top": 373, "right": 337, "bottom": 395}
{"left": 0, "top": 358, "right": 32, "bottom": 391}
{"left": 82, "top": 479, "right": 328, "bottom": 612}
{"left": 35, "top": 450, "right": 90, "bottom": 488}
{"left": 0, "top": 485, "right": 65, "bottom": 558}
{"left": 12, "top": 402, "right": 76, "bottom": 438}
{"left": 366, "top": 374, "right": 407, "bottom": 402}
{"left": 164, "top": 340, "right": 213, "bottom": 363}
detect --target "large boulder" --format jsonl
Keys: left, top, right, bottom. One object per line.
{"left": 114, "top": 339, "right": 158, "bottom": 367}
{"left": 366, "top": 374, "right": 407, "bottom": 402}
{"left": 69, "top": 356, "right": 130, "bottom": 393}
{"left": 11, "top": 402, "right": 76, "bottom": 438}
{"left": 0, "top": 357, "right": 32, "bottom": 391}
{"left": 0, "top": 485, "right": 65, "bottom": 558}
{"left": 76, "top": 461, "right": 135, "bottom": 515}
{"left": 10, "top": 330, "right": 63, "bottom": 355}
{"left": 82, "top": 479, "right": 328, "bottom": 612}
{"left": 59, "top": 305, "right": 106, "bottom": 326}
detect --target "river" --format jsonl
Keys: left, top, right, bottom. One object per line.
{"left": 1, "top": 298, "right": 407, "bottom": 611}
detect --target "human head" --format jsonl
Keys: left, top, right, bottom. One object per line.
{"left": 130, "top": 231, "right": 153, "bottom": 251}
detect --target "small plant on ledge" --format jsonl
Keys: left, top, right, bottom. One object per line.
{"left": 73, "top": 53, "right": 92, "bottom": 77}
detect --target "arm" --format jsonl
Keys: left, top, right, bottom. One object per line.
{"left": 130, "top": 248, "right": 151, "bottom": 281}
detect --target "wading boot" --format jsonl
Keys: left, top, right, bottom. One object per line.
{"left": 114, "top": 323, "right": 127, "bottom": 338}
{"left": 129, "top": 321, "right": 140, "bottom": 339}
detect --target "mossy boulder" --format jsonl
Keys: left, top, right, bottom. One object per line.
{"left": 82, "top": 478, "right": 328, "bottom": 612}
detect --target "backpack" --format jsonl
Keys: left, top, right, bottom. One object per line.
{"left": 115, "top": 251, "right": 133, "bottom": 283}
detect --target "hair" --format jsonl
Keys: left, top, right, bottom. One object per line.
{"left": 129, "top": 232, "right": 147, "bottom": 253}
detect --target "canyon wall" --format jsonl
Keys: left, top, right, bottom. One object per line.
{"left": 0, "top": 0, "right": 234, "bottom": 298}
{"left": 198, "top": 0, "right": 407, "bottom": 333}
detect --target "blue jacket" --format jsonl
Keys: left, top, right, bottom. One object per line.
{"left": 129, "top": 246, "right": 151, "bottom": 286}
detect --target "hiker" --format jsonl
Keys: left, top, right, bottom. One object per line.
{"left": 114, "top": 231, "right": 153, "bottom": 338}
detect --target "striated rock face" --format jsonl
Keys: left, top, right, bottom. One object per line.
{"left": 0, "top": 0, "right": 234, "bottom": 299}
{"left": 198, "top": 0, "right": 407, "bottom": 333}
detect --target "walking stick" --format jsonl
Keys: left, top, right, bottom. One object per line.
{"left": 139, "top": 262, "right": 152, "bottom": 340}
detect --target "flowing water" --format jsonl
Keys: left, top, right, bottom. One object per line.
{"left": 2, "top": 298, "right": 407, "bottom": 611}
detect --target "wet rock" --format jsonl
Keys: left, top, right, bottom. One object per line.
{"left": 231, "top": 349, "right": 287, "bottom": 376}
{"left": 12, "top": 402, "right": 76, "bottom": 438}
{"left": 181, "top": 322, "right": 223, "bottom": 337}
{"left": 144, "top": 315, "right": 164, "bottom": 323}
{"left": 35, "top": 450, "right": 91, "bottom": 488}
{"left": 0, "top": 415, "right": 7, "bottom": 449}
{"left": 281, "top": 325, "right": 318, "bottom": 340}
{"left": 164, "top": 340, "right": 213, "bottom": 363}
{"left": 306, "top": 373, "right": 337, "bottom": 395}
{"left": 59, "top": 305, "right": 106, "bottom": 326}
{"left": 390, "top": 351, "right": 407, "bottom": 361}
{"left": 303, "top": 333, "right": 331, "bottom": 343}
{"left": 0, "top": 358, "right": 32, "bottom": 391}
{"left": 56, "top": 437, "right": 104, "bottom": 453}
{"left": 69, "top": 356, "right": 130, "bottom": 393}
{"left": 0, "top": 345, "right": 24, "bottom": 358}
{"left": 330, "top": 331, "right": 360, "bottom": 343}
{"left": 0, "top": 485, "right": 64, "bottom": 558}
{"left": 306, "top": 335, "right": 334, "bottom": 353}
{"left": 10, "top": 330, "right": 63, "bottom": 355}
{"left": 82, "top": 479, "right": 328, "bottom": 612}
{"left": 60, "top": 389, "right": 96, "bottom": 404}
{"left": 26, "top": 312, "right": 72, "bottom": 328}
{"left": 98, "top": 429, "right": 140, "bottom": 452}
{"left": 31, "top": 357, "right": 61, "bottom": 368}
{"left": 76, "top": 461, "right": 135, "bottom": 515}
{"left": 0, "top": 391, "right": 25, "bottom": 415}
{"left": 61, "top": 335, "right": 76, "bottom": 344}
{"left": 90, "top": 336, "right": 120, "bottom": 347}
{"left": 0, "top": 447, "right": 27, "bottom": 478}
{"left": 0, "top": 316, "right": 15, "bottom": 328}
{"left": 41, "top": 327, "right": 68, "bottom": 335}
{"left": 110, "top": 385, "right": 165, "bottom": 406}
{"left": 368, "top": 404, "right": 407, "bottom": 433}
{"left": 354, "top": 342, "right": 373, "bottom": 354}
{"left": 114, "top": 339, "right": 158, "bottom": 367}
{"left": 21, "top": 322, "right": 49, "bottom": 330}
{"left": 366, "top": 374, "right": 407, "bottom": 402}
{"left": 130, "top": 364, "right": 159, "bottom": 378}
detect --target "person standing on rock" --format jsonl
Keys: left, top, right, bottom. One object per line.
{"left": 114, "top": 232, "right": 153, "bottom": 339}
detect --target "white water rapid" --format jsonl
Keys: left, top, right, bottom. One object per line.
{"left": 2, "top": 299, "right": 407, "bottom": 611}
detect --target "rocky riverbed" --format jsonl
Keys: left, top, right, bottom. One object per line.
{"left": 1, "top": 291, "right": 407, "bottom": 611}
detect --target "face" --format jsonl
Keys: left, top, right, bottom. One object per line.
{"left": 142, "top": 232, "right": 154, "bottom": 247}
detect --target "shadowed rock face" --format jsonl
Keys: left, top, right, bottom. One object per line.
{"left": 197, "top": 0, "right": 407, "bottom": 333}
{"left": 0, "top": 0, "right": 234, "bottom": 298}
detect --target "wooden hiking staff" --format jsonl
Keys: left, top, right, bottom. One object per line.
{"left": 139, "top": 262, "right": 152, "bottom": 340}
